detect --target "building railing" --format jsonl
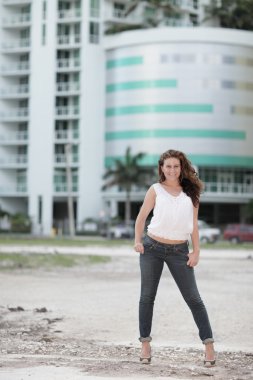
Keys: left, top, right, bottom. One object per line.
{"left": 2, "top": 13, "right": 31, "bottom": 25}
{"left": 0, "top": 185, "right": 27, "bottom": 194}
{"left": 89, "top": 34, "right": 99, "bottom": 44}
{"left": 104, "top": 8, "right": 141, "bottom": 23}
{"left": 170, "top": 0, "right": 194, "bottom": 8}
{"left": 55, "top": 130, "right": 79, "bottom": 140}
{"left": 54, "top": 153, "right": 79, "bottom": 164}
{"left": 56, "top": 82, "right": 80, "bottom": 92}
{"left": 56, "top": 58, "right": 80, "bottom": 69}
{"left": 0, "top": 155, "right": 27, "bottom": 165}
{"left": 57, "top": 35, "right": 81, "bottom": 45}
{"left": 204, "top": 182, "right": 253, "bottom": 195}
{"left": 2, "top": 39, "right": 30, "bottom": 50}
{"left": 2, "top": 0, "right": 31, "bottom": 4}
{"left": 163, "top": 18, "right": 193, "bottom": 27}
{"left": 1, "top": 62, "right": 30, "bottom": 73}
{"left": 0, "top": 108, "right": 29, "bottom": 120}
{"left": 0, "top": 84, "right": 29, "bottom": 96}
{"left": 55, "top": 106, "right": 79, "bottom": 116}
{"left": 58, "top": 9, "right": 81, "bottom": 19}
{"left": 105, "top": 182, "right": 253, "bottom": 199}
{"left": 0, "top": 131, "right": 28, "bottom": 142}
{"left": 54, "top": 184, "right": 78, "bottom": 193}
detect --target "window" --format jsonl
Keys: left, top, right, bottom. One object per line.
{"left": 193, "top": 0, "right": 198, "bottom": 9}
{"left": 89, "top": 22, "right": 99, "bottom": 44}
{"left": 54, "top": 169, "right": 78, "bottom": 192}
{"left": 90, "top": 0, "right": 100, "bottom": 18}
{"left": 38, "top": 196, "right": 42, "bottom": 223}
{"left": 144, "top": 6, "right": 156, "bottom": 18}
{"left": 190, "top": 14, "right": 198, "bottom": 26}
{"left": 42, "top": 24, "right": 46, "bottom": 45}
{"left": 114, "top": 2, "right": 125, "bottom": 18}
{"left": 42, "top": 1, "right": 47, "bottom": 20}
{"left": 17, "top": 170, "right": 27, "bottom": 192}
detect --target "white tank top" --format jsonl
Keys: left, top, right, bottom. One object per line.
{"left": 147, "top": 183, "right": 194, "bottom": 241}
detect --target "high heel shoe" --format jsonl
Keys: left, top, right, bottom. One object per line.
{"left": 140, "top": 348, "right": 151, "bottom": 364}
{"left": 204, "top": 357, "right": 216, "bottom": 367}
{"left": 140, "top": 356, "right": 151, "bottom": 364}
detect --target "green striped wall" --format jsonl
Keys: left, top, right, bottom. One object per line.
{"left": 106, "top": 56, "right": 143, "bottom": 69}
{"left": 105, "top": 129, "right": 245, "bottom": 140}
{"left": 105, "top": 154, "right": 253, "bottom": 168}
{"left": 106, "top": 104, "right": 213, "bottom": 117}
{"left": 106, "top": 79, "right": 177, "bottom": 92}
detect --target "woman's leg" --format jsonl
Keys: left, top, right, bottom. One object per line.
{"left": 139, "top": 247, "right": 164, "bottom": 342}
{"left": 166, "top": 246, "right": 214, "bottom": 345}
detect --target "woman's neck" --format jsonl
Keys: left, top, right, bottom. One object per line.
{"left": 163, "top": 180, "right": 181, "bottom": 188}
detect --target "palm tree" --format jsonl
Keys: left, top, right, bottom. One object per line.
{"left": 102, "top": 147, "right": 153, "bottom": 225}
{"left": 204, "top": 0, "right": 253, "bottom": 30}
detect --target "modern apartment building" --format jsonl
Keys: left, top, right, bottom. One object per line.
{"left": 0, "top": 0, "right": 252, "bottom": 234}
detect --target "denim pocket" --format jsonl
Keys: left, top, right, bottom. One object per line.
{"left": 175, "top": 244, "right": 189, "bottom": 256}
{"left": 143, "top": 236, "right": 155, "bottom": 251}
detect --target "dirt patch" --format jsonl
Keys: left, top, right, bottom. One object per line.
{"left": 0, "top": 251, "right": 253, "bottom": 379}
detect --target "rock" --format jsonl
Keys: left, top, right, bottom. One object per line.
{"left": 8, "top": 306, "right": 25, "bottom": 312}
{"left": 34, "top": 307, "right": 48, "bottom": 313}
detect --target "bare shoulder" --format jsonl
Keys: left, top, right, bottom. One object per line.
{"left": 145, "top": 184, "right": 156, "bottom": 197}
{"left": 143, "top": 184, "right": 156, "bottom": 205}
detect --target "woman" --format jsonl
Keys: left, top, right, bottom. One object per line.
{"left": 134, "top": 149, "right": 215, "bottom": 366}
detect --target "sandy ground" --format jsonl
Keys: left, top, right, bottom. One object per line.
{"left": 0, "top": 246, "right": 253, "bottom": 380}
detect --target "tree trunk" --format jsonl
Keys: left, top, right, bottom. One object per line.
{"left": 125, "top": 190, "right": 131, "bottom": 225}
{"left": 65, "top": 143, "right": 75, "bottom": 237}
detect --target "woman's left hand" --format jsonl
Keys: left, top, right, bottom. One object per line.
{"left": 187, "top": 251, "right": 200, "bottom": 267}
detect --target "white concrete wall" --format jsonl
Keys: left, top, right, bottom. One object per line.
{"left": 28, "top": 0, "right": 56, "bottom": 234}
{"left": 76, "top": 0, "right": 104, "bottom": 227}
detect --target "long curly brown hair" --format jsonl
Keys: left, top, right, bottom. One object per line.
{"left": 158, "top": 149, "right": 203, "bottom": 207}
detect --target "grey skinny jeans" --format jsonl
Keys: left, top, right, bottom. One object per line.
{"left": 139, "top": 235, "right": 214, "bottom": 344}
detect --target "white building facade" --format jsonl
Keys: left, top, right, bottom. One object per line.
{"left": 0, "top": 0, "right": 252, "bottom": 234}
{"left": 0, "top": 0, "right": 105, "bottom": 234}
{"left": 104, "top": 28, "right": 253, "bottom": 225}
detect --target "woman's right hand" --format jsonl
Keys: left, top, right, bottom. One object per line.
{"left": 134, "top": 242, "right": 144, "bottom": 254}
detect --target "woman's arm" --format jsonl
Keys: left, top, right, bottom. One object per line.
{"left": 187, "top": 204, "right": 200, "bottom": 267}
{"left": 134, "top": 186, "right": 156, "bottom": 254}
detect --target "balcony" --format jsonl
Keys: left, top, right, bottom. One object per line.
{"left": 55, "top": 106, "right": 79, "bottom": 119}
{"left": 55, "top": 130, "right": 79, "bottom": 141}
{"left": 0, "top": 108, "right": 29, "bottom": 121}
{"left": 171, "top": 0, "right": 196, "bottom": 10}
{"left": 0, "top": 155, "right": 27, "bottom": 168}
{"left": 54, "top": 153, "right": 79, "bottom": 165}
{"left": 0, "top": 131, "right": 28, "bottom": 144}
{"left": 2, "top": 0, "right": 31, "bottom": 4}
{"left": 57, "top": 9, "right": 81, "bottom": 22}
{"left": 1, "top": 62, "right": 30, "bottom": 75}
{"left": 2, "top": 39, "right": 30, "bottom": 52}
{"left": 204, "top": 182, "right": 253, "bottom": 195}
{"left": 54, "top": 183, "right": 78, "bottom": 193}
{"left": 163, "top": 17, "right": 193, "bottom": 27}
{"left": 0, "top": 185, "right": 27, "bottom": 196}
{"left": 56, "top": 58, "right": 80, "bottom": 71}
{"left": 202, "top": 182, "right": 253, "bottom": 203}
{"left": 104, "top": 8, "right": 142, "bottom": 25}
{"left": 2, "top": 13, "right": 31, "bottom": 27}
{"left": 89, "top": 34, "right": 99, "bottom": 44}
{"left": 0, "top": 84, "right": 29, "bottom": 99}
{"left": 56, "top": 35, "right": 81, "bottom": 47}
{"left": 56, "top": 82, "right": 80, "bottom": 94}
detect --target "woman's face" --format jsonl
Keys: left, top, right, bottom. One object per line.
{"left": 161, "top": 157, "right": 181, "bottom": 182}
